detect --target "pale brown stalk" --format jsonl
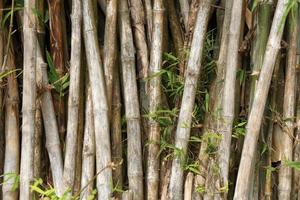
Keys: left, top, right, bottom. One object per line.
{"left": 80, "top": 86, "right": 96, "bottom": 200}
{"left": 143, "top": 0, "right": 153, "bottom": 44}
{"left": 146, "top": 0, "right": 164, "bottom": 199}
{"left": 118, "top": 1, "right": 144, "bottom": 199}
{"left": 19, "top": 0, "right": 37, "bottom": 198}
{"left": 234, "top": 0, "right": 291, "bottom": 198}
{"left": 83, "top": 0, "right": 113, "bottom": 199}
{"left": 278, "top": 4, "right": 298, "bottom": 199}
{"left": 47, "top": 0, "right": 67, "bottom": 140}
{"left": 217, "top": 0, "right": 243, "bottom": 190}
{"left": 111, "top": 66, "right": 123, "bottom": 189}
{"left": 179, "top": 0, "right": 189, "bottom": 31}
{"left": 103, "top": 0, "right": 117, "bottom": 115}
{"left": 3, "top": 37, "right": 19, "bottom": 200}
{"left": 168, "top": 1, "right": 212, "bottom": 199}
{"left": 64, "top": 0, "right": 82, "bottom": 192}
{"left": 184, "top": 172, "right": 194, "bottom": 200}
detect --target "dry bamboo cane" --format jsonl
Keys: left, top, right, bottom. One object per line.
{"left": 33, "top": 0, "right": 44, "bottom": 182}
{"left": 97, "top": 0, "right": 106, "bottom": 14}
{"left": 168, "top": 1, "right": 212, "bottom": 199}
{"left": 36, "top": 41, "right": 65, "bottom": 195}
{"left": 2, "top": 39, "right": 20, "bottom": 200}
{"left": 103, "top": 0, "right": 117, "bottom": 115}
{"left": 278, "top": 4, "right": 298, "bottom": 199}
{"left": 192, "top": 1, "right": 232, "bottom": 198}
{"left": 128, "top": 0, "right": 150, "bottom": 135}
{"left": 122, "top": 190, "right": 133, "bottom": 200}
{"left": 264, "top": 53, "right": 281, "bottom": 200}
{"left": 128, "top": 0, "right": 149, "bottom": 81}
{"left": 179, "top": 0, "right": 189, "bottom": 31}
{"left": 0, "top": 0, "right": 6, "bottom": 196}
{"left": 294, "top": 9, "right": 300, "bottom": 198}
{"left": 146, "top": 0, "right": 164, "bottom": 199}
{"left": 233, "top": 0, "right": 290, "bottom": 199}
{"left": 63, "top": 0, "right": 82, "bottom": 193}
{"left": 118, "top": 1, "right": 144, "bottom": 199}
{"left": 83, "top": 0, "right": 113, "bottom": 199}
{"left": 111, "top": 65, "right": 123, "bottom": 189}
{"left": 143, "top": 0, "right": 153, "bottom": 45}
{"left": 167, "top": 0, "right": 184, "bottom": 59}
{"left": 20, "top": 0, "right": 37, "bottom": 198}
{"left": 247, "top": 2, "right": 273, "bottom": 197}
{"left": 80, "top": 86, "right": 96, "bottom": 200}
{"left": 47, "top": 0, "right": 67, "bottom": 140}
{"left": 217, "top": 0, "right": 243, "bottom": 191}
{"left": 184, "top": 172, "right": 194, "bottom": 200}
{"left": 38, "top": 61, "right": 65, "bottom": 196}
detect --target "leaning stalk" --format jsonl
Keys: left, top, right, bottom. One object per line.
{"left": 168, "top": 1, "right": 212, "bottom": 199}
{"left": 234, "top": 0, "right": 291, "bottom": 198}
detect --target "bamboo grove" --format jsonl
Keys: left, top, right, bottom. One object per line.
{"left": 1, "top": 0, "right": 300, "bottom": 199}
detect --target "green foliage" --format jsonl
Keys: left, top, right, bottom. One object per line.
{"left": 46, "top": 50, "right": 70, "bottom": 97}
{"left": 0, "top": 172, "right": 20, "bottom": 191}
{"left": 232, "top": 120, "right": 247, "bottom": 139}
{"left": 1, "top": 6, "right": 23, "bottom": 28}
{"left": 0, "top": 68, "right": 22, "bottom": 81}
{"left": 284, "top": 160, "right": 300, "bottom": 171}
{"left": 32, "top": 7, "right": 49, "bottom": 25}
{"left": 30, "top": 178, "right": 97, "bottom": 200}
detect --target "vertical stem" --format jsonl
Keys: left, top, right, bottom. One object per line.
{"left": 47, "top": 0, "right": 67, "bottom": 140}
{"left": 217, "top": 0, "right": 243, "bottom": 191}
{"left": 80, "top": 85, "right": 96, "bottom": 200}
{"left": 234, "top": 0, "right": 290, "bottom": 198}
{"left": 83, "top": 0, "right": 113, "bottom": 199}
{"left": 119, "top": 1, "right": 144, "bottom": 199}
{"left": 3, "top": 36, "right": 20, "bottom": 200}
{"left": 20, "top": 0, "right": 37, "bottom": 198}
{"left": 147, "top": 0, "right": 164, "bottom": 199}
{"left": 103, "top": 0, "right": 117, "bottom": 115}
{"left": 111, "top": 65, "right": 123, "bottom": 191}
{"left": 278, "top": 3, "right": 298, "bottom": 199}
{"left": 64, "top": 0, "right": 82, "bottom": 192}
{"left": 168, "top": 1, "right": 212, "bottom": 199}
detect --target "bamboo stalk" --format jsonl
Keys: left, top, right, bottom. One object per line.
{"left": 249, "top": 0, "right": 273, "bottom": 107}
{"left": 122, "top": 190, "right": 133, "bottom": 200}
{"left": 19, "top": 0, "right": 37, "bottom": 198}
{"left": 47, "top": 0, "right": 67, "bottom": 140}
{"left": 179, "top": 0, "right": 189, "bottom": 31}
{"left": 167, "top": 0, "right": 184, "bottom": 59}
{"left": 192, "top": 1, "right": 232, "bottom": 198}
{"left": 97, "top": 0, "right": 106, "bottom": 14}
{"left": 184, "top": 172, "right": 194, "bottom": 200}
{"left": 146, "top": 0, "right": 164, "bottom": 199}
{"left": 3, "top": 37, "right": 19, "bottom": 200}
{"left": 168, "top": 1, "right": 212, "bottom": 199}
{"left": 63, "top": 0, "right": 82, "bottom": 193}
{"left": 111, "top": 65, "right": 123, "bottom": 189}
{"left": 143, "top": 0, "right": 153, "bottom": 45}
{"left": 264, "top": 53, "right": 281, "bottom": 200}
{"left": 73, "top": 61, "right": 85, "bottom": 194}
{"left": 217, "top": 0, "right": 243, "bottom": 191}
{"left": 234, "top": 0, "right": 291, "bottom": 199}
{"left": 83, "top": 0, "right": 113, "bottom": 199}
{"left": 118, "top": 1, "right": 144, "bottom": 199}
{"left": 278, "top": 4, "right": 298, "bottom": 199}
{"left": 0, "top": 0, "right": 5, "bottom": 195}
{"left": 38, "top": 60, "right": 64, "bottom": 196}
{"left": 80, "top": 86, "right": 96, "bottom": 200}
{"left": 128, "top": 0, "right": 150, "bottom": 135}
{"left": 103, "top": 0, "right": 117, "bottom": 115}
